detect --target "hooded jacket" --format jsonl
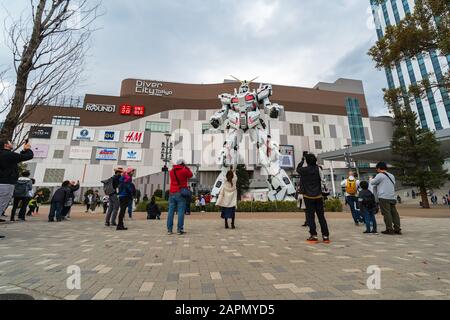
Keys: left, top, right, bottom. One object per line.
{"left": 13, "top": 177, "right": 33, "bottom": 198}
{"left": 0, "top": 149, "right": 34, "bottom": 185}
{"left": 169, "top": 165, "right": 193, "bottom": 194}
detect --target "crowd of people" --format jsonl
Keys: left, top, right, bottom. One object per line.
{"left": 1, "top": 137, "right": 448, "bottom": 242}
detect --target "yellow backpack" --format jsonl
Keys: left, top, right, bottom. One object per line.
{"left": 346, "top": 180, "right": 357, "bottom": 195}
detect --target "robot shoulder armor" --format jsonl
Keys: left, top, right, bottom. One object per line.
{"left": 219, "top": 93, "right": 232, "bottom": 104}
{"left": 257, "top": 85, "right": 272, "bottom": 100}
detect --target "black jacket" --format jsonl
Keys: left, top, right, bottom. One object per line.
{"left": 51, "top": 187, "right": 70, "bottom": 204}
{"left": 68, "top": 184, "right": 80, "bottom": 200}
{"left": 0, "top": 149, "right": 34, "bottom": 185}
{"left": 113, "top": 174, "right": 121, "bottom": 190}
{"left": 298, "top": 165, "right": 322, "bottom": 198}
{"left": 146, "top": 203, "right": 161, "bottom": 218}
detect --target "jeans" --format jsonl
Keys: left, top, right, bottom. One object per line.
{"left": 105, "top": 194, "right": 120, "bottom": 225}
{"left": 0, "top": 184, "right": 15, "bottom": 215}
{"left": 48, "top": 202, "right": 63, "bottom": 221}
{"left": 118, "top": 196, "right": 131, "bottom": 228}
{"left": 362, "top": 206, "right": 377, "bottom": 232}
{"left": 379, "top": 199, "right": 401, "bottom": 232}
{"left": 61, "top": 206, "right": 72, "bottom": 218}
{"left": 167, "top": 193, "right": 186, "bottom": 232}
{"left": 304, "top": 198, "right": 329, "bottom": 238}
{"left": 11, "top": 197, "right": 29, "bottom": 220}
{"left": 346, "top": 196, "right": 363, "bottom": 223}
{"left": 128, "top": 199, "right": 133, "bottom": 218}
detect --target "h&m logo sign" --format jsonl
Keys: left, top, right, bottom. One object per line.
{"left": 124, "top": 131, "right": 144, "bottom": 144}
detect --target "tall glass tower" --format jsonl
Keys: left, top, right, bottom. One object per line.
{"left": 370, "top": 0, "right": 450, "bottom": 131}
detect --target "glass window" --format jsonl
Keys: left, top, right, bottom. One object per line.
{"left": 160, "top": 112, "right": 169, "bottom": 119}
{"left": 315, "top": 140, "right": 323, "bottom": 150}
{"left": 313, "top": 126, "right": 321, "bottom": 135}
{"left": 43, "top": 169, "right": 65, "bottom": 183}
{"left": 145, "top": 121, "right": 170, "bottom": 133}
{"left": 53, "top": 150, "right": 64, "bottom": 159}
{"left": 52, "top": 116, "right": 80, "bottom": 126}
{"left": 289, "top": 124, "right": 304, "bottom": 136}
{"left": 312, "top": 115, "right": 319, "bottom": 123}
{"left": 329, "top": 125, "right": 337, "bottom": 138}
{"left": 57, "top": 131, "right": 68, "bottom": 139}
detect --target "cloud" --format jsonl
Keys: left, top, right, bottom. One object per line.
{"left": 0, "top": 0, "right": 387, "bottom": 118}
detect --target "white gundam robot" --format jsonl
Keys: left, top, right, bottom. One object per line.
{"left": 210, "top": 78, "right": 296, "bottom": 202}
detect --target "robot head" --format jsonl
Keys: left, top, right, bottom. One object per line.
{"left": 239, "top": 81, "right": 250, "bottom": 94}
{"left": 230, "top": 76, "right": 259, "bottom": 94}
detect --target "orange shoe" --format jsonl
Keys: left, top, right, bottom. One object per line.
{"left": 307, "top": 236, "right": 319, "bottom": 244}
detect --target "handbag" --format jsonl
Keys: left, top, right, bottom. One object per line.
{"left": 173, "top": 169, "right": 192, "bottom": 199}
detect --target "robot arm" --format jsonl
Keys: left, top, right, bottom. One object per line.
{"left": 210, "top": 94, "right": 231, "bottom": 129}
{"left": 257, "top": 84, "right": 284, "bottom": 119}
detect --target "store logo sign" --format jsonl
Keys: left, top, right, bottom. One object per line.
{"left": 96, "top": 148, "right": 119, "bottom": 161}
{"left": 99, "top": 130, "right": 120, "bottom": 142}
{"left": 121, "top": 149, "right": 142, "bottom": 162}
{"left": 85, "top": 104, "right": 116, "bottom": 113}
{"left": 73, "top": 128, "right": 95, "bottom": 141}
{"left": 124, "top": 131, "right": 144, "bottom": 144}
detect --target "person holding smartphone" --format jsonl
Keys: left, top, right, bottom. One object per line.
{"left": 0, "top": 139, "right": 34, "bottom": 238}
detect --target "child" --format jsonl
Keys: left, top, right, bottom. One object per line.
{"left": 195, "top": 197, "right": 200, "bottom": 212}
{"left": 27, "top": 195, "right": 39, "bottom": 216}
{"left": 146, "top": 197, "right": 161, "bottom": 220}
{"left": 358, "top": 181, "right": 378, "bottom": 234}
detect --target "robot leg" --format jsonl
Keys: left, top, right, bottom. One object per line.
{"left": 211, "top": 130, "right": 241, "bottom": 202}
{"left": 253, "top": 128, "right": 296, "bottom": 201}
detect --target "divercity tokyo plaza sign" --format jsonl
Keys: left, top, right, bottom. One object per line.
{"left": 135, "top": 80, "right": 173, "bottom": 97}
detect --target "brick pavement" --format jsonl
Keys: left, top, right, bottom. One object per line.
{"left": 0, "top": 212, "right": 450, "bottom": 300}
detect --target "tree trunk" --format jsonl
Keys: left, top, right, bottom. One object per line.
{"left": 420, "top": 186, "right": 430, "bottom": 209}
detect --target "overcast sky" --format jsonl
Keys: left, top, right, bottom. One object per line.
{"left": 0, "top": 0, "right": 389, "bottom": 119}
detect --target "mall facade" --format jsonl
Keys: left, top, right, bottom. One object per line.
{"left": 21, "top": 77, "right": 383, "bottom": 200}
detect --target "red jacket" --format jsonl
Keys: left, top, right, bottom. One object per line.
{"left": 169, "top": 165, "right": 193, "bottom": 194}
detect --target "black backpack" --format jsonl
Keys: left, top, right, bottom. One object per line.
{"left": 14, "top": 181, "right": 30, "bottom": 198}
{"left": 361, "top": 191, "right": 376, "bottom": 209}
{"left": 101, "top": 177, "right": 115, "bottom": 195}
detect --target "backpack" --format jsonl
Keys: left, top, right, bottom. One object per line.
{"left": 361, "top": 191, "right": 376, "bottom": 209}
{"left": 101, "top": 177, "right": 115, "bottom": 195}
{"left": 346, "top": 179, "right": 357, "bottom": 195}
{"left": 14, "top": 181, "right": 29, "bottom": 198}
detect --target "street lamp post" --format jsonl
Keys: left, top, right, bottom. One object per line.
{"left": 161, "top": 134, "right": 173, "bottom": 200}
{"left": 344, "top": 144, "right": 360, "bottom": 177}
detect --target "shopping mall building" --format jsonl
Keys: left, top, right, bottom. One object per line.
{"left": 21, "top": 77, "right": 389, "bottom": 200}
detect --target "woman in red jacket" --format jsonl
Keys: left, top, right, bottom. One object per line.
{"left": 167, "top": 159, "right": 193, "bottom": 235}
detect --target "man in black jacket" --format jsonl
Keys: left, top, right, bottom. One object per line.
{"left": 298, "top": 154, "right": 330, "bottom": 244}
{"left": 48, "top": 181, "right": 71, "bottom": 222}
{"left": 61, "top": 181, "right": 80, "bottom": 220}
{"left": 0, "top": 139, "right": 34, "bottom": 238}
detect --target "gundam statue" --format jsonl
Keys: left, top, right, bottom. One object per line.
{"left": 210, "top": 78, "right": 296, "bottom": 202}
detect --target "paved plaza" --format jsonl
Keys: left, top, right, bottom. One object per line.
{"left": 1, "top": 208, "right": 450, "bottom": 300}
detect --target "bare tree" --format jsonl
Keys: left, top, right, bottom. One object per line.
{"left": 0, "top": 0, "right": 102, "bottom": 143}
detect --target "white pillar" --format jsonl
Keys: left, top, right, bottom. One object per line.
{"left": 330, "top": 161, "right": 336, "bottom": 198}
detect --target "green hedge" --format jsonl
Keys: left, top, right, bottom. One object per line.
{"left": 136, "top": 199, "right": 343, "bottom": 213}
{"left": 324, "top": 199, "right": 343, "bottom": 212}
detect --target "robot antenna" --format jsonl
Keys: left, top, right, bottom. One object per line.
{"left": 249, "top": 76, "right": 259, "bottom": 84}
{"left": 230, "top": 75, "right": 242, "bottom": 83}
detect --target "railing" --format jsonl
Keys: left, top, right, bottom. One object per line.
{"left": 39, "top": 96, "right": 84, "bottom": 108}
